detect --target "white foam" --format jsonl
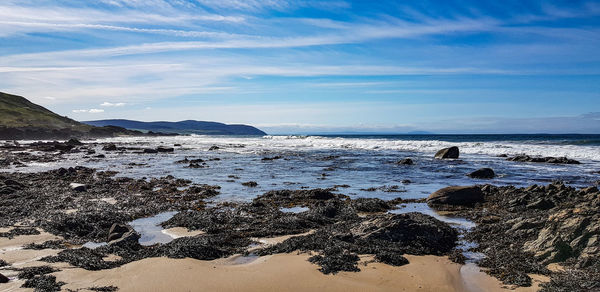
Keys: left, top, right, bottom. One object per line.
{"left": 90, "top": 135, "right": 600, "bottom": 162}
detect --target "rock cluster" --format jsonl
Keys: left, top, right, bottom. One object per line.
{"left": 507, "top": 155, "right": 580, "bottom": 164}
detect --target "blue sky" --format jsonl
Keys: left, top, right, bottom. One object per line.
{"left": 0, "top": 0, "right": 599, "bottom": 134}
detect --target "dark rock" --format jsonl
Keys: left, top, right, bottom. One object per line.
{"left": 427, "top": 186, "right": 484, "bottom": 206}
{"left": 70, "top": 183, "right": 87, "bottom": 192}
{"left": 261, "top": 156, "right": 282, "bottom": 161}
{"left": 156, "top": 146, "right": 174, "bottom": 153}
{"left": 525, "top": 198, "right": 555, "bottom": 210}
{"left": 102, "top": 144, "right": 117, "bottom": 151}
{"left": 94, "top": 154, "right": 106, "bottom": 158}
{"left": 351, "top": 198, "right": 391, "bottom": 213}
{"left": 143, "top": 148, "right": 158, "bottom": 154}
{"left": 507, "top": 155, "right": 580, "bottom": 164}
{"left": 0, "top": 273, "right": 8, "bottom": 283}
{"left": 208, "top": 146, "right": 220, "bottom": 151}
{"left": 434, "top": 146, "right": 459, "bottom": 159}
{"left": 397, "top": 158, "right": 414, "bottom": 165}
{"left": 66, "top": 138, "right": 83, "bottom": 146}
{"left": 107, "top": 223, "right": 140, "bottom": 245}
{"left": 467, "top": 168, "right": 496, "bottom": 179}
{"left": 255, "top": 188, "right": 342, "bottom": 206}
{"left": 241, "top": 181, "right": 258, "bottom": 187}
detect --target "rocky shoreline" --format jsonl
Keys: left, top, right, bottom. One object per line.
{"left": 1, "top": 141, "right": 598, "bottom": 291}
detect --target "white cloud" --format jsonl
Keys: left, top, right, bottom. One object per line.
{"left": 72, "top": 109, "right": 105, "bottom": 113}
{"left": 100, "top": 102, "right": 126, "bottom": 107}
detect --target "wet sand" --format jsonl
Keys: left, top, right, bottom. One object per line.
{"left": 1, "top": 233, "right": 547, "bottom": 292}
{"left": 53, "top": 254, "right": 547, "bottom": 292}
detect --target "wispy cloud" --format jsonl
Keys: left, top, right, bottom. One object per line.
{"left": 100, "top": 102, "right": 126, "bottom": 107}
{"left": 72, "top": 108, "right": 104, "bottom": 113}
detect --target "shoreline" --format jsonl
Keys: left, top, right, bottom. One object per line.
{"left": 1, "top": 231, "right": 546, "bottom": 292}
{"left": 1, "top": 140, "right": 598, "bottom": 291}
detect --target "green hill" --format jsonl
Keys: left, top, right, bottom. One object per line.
{"left": 0, "top": 92, "right": 91, "bottom": 130}
{"left": 0, "top": 91, "right": 147, "bottom": 140}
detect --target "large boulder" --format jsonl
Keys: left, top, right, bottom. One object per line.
{"left": 468, "top": 168, "right": 496, "bottom": 179}
{"left": 434, "top": 146, "right": 459, "bottom": 159}
{"left": 427, "top": 186, "right": 484, "bottom": 206}
{"left": 0, "top": 273, "right": 8, "bottom": 283}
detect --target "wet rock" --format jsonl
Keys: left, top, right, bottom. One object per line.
{"left": 427, "top": 186, "right": 484, "bottom": 206}
{"left": 351, "top": 198, "right": 392, "bottom": 213}
{"left": 208, "top": 146, "right": 220, "bottom": 151}
{"left": 257, "top": 212, "right": 457, "bottom": 274}
{"left": 241, "top": 181, "right": 258, "bottom": 187}
{"left": 351, "top": 213, "right": 458, "bottom": 254}
{"left": 143, "top": 148, "right": 158, "bottom": 154}
{"left": 107, "top": 223, "right": 140, "bottom": 245}
{"left": 434, "top": 146, "right": 459, "bottom": 159}
{"left": 397, "top": 158, "right": 414, "bottom": 165}
{"left": 156, "top": 146, "right": 174, "bottom": 153}
{"left": 94, "top": 154, "right": 106, "bottom": 158}
{"left": 507, "top": 155, "right": 580, "bottom": 164}
{"left": 467, "top": 168, "right": 495, "bottom": 179}
{"left": 0, "top": 273, "right": 8, "bottom": 283}
{"left": 69, "top": 183, "right": 87, "bottom": 192}
{"left": 261, "top": 156, "right": 282, "bottom": 161}
{"left": 254, "top": 188, "right": 343, "bottom": 207}
{"left": 66, "top": 138, "right": 83, "bottom": 146}
{"left": 102, "top": 144, "right": 117, "bottom": 151}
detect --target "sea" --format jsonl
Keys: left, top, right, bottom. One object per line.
{"left": 13, "top": 134, "right": 600, "bottom": 203}
{"left": 7, "top": 134, "right": 600, "bottom": 262}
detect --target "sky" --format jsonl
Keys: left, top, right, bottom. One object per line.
{"left": 0, "top": 0, "right": 599, "bottom": 134}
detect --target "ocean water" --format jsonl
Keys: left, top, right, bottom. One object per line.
{"left": 10, "top": 134, "right": 600, "bottom": 203}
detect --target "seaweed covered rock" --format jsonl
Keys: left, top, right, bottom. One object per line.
{"left": 351, "top": 213, "right": 458, "bottom": 255}
{"left": 254, "top": 188, "right": 345, "bottom": 207}
{"left": 351, "top": 198, "right": 392, "bottom": 213}
{"left": 427, "top": 186, "right": 484, "bottom": 207}
{"left": 256, "top": 212, "right": 457, "bottom": 274}
{"left": 507, "top": 155, "right": 580, "bottom": 164}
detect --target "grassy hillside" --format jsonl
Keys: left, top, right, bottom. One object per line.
{"left": 0, "top": 92, "right": 91, "bottom": 131}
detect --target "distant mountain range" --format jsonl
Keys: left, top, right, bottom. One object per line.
{"left": 83, "top": 119, "right": 266, "bottom": 136}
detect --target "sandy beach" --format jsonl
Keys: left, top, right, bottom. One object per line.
{"left": 0, "top": 230, "right": 548, "bottom": 292}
